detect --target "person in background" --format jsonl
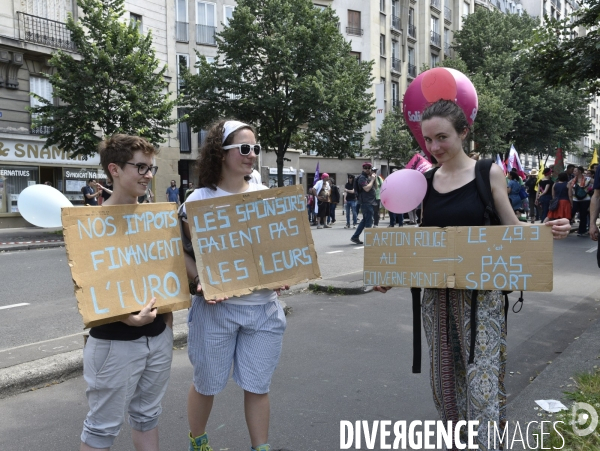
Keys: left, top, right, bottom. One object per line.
{"left": 566, "top": 164, "right": 575, "bottom": 181}
{"left": 547, "top": 171, "right": 572, "bottom": 221}
{"left": 525, "top": 169, "right": 539, "bottom": 223}
{"left": 167, "top": 180, "right": 180, "bottom": 205}
{"left": 350, "top": 162, "right": 377, "bottom": 244}
{"left": 343, "top": 174, "right": 358, "bottom": 229}
{"left": 372, "top": 168, "right": 383, "bottom": 227}
{"left": 570, "top": 165, "right": 592, "bottom": 237}
{"left": 185, "top": 182, "right": 195, "bottom": 201}
{"left": 99, "top": 180, "right": 113, "bottom": 204}
{"left": 314, "top": 173, "right": 331, "bottom": 229}
{"left": 507, "top": 171, "right": 524, "bottom": 217}
{"left": 327, "top": 177, "right": 340, "bottom": 225}
{"left": 536, "top": 167, "right": 554, "bottom": 223}
{"left": 82, "top": 179, "right": 101, "bottom": 206}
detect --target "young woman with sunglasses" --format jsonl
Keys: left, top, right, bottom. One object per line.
{"left": 181, "top": 120, "right": 289, "bottom": 451}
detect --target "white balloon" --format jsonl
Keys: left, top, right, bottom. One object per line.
{"left": 17, "top": 184, "right": 73, "bottom": 228}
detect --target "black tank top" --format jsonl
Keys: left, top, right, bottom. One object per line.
{"left": 422, "top": 177, "right": 487, "bottom": 227}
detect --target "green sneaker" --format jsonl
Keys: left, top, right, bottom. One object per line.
{"left": 189, "top": 432, "right": 213, "bottom": 451}
{"left": 252, "top": 445, "right": 270, "bottom": 451}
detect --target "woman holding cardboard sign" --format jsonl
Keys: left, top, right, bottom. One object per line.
{"left": 375, "top": 100, "right": 570, "bottom": 450}
{"left": 180, "top": 120, "right": 289, "bottom": 451}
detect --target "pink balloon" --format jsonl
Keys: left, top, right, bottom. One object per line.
{"left": 403, "top": 67, "right": 478, "bottom": 160}
{"left": 380, "top": 169, "right": 427, "bottom": 214}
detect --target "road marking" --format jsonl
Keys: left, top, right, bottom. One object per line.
{"left": 355, "top": 246, "right": 364, "bottom": 250}
{"left": 0, "top": 303, "right": 30, "bottom": 310}
{"left": 587, "top": 247, "right": 597, "bottom": 253}
{"left": 0, "top": 331, "right": 84, "bottom": 354}
{"left": 326, "top": 251, "right": 343, "bottom": 254}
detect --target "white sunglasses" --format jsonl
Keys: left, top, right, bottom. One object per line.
{"left": 222, "top": 143, "right": 261, "bottom": 155}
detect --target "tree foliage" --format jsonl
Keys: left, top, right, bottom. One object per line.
{"left": 450, "top": 8, "right": 591, "bottom": 159}
{"left": 528, "top": 0, "right": 600, "bottom": 95}
{"left": 367, "top": 108, "right": 414, "bottom": 172}
{"left": 181, "top": 0, "right": 374, "bottom": 186}
{"left": 29, "top": 0, "right": 177, "bottom": 159}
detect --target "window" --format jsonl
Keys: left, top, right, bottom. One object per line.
{"left": 392, "top": 0, "right": 399, "bottom": 17}
{"left": 347, "top": 10, "right": 362, "bottom": 36}
{"left": 381, "top": 77, "right": 386, "bottom": 106}
{"left": 463, "top": 2, "right": 470, "bottom": 17}
{"left": 431, "top": 16, "right": 439, "bottom": 34}
{"left": 223, "top": 5, "right": 234, "bottom": 26}
{"left": 177, "top": 54, "right": 189, "bottom": 93}
{"left": 176, "top": 0, "right": 188, "bottom": 42}
{"left": 130, "top": 13, "right": 142, "bottom": 32}
{"left": 431, "top": 16, "right": 440, "bottom": 47}
{"left": 392, "top": 81, "right": 399, "bottom": 109}
{"left": 431, "top": 53, "right": 439, "bottom": 68}
{"left": 178, "top": 108, "right": 191, "bottom": 153}
{"left": 408, "top": 47, "right": 416, "bottom": 77}
{"left": 391, "top": 40, "right": 400, "bottom": 72}
{"left": 30, "top": 75, "right": 53, "bottom": 134}
{"left": 408, "top": 7, "right": 416, "bottom": 38}
{"left": 380, "top": 34, "right": 386, "bottom": 56}
{"left": 380, "top": 0, "right": 385, "bottom": 13}
{"left": 350, "top": 51, "right": 361, "bottom": 61}
{"left": 0, "top": 165, "right": 40, "bottom": 213}
{"left": 314, "top": 4, "right": 327, "bottom": 11}
{"left": 197, "top": 1, "right": 216, "bottom": 45}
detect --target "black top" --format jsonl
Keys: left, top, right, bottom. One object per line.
{"left": 554, "top": 182, "right": 570, "bottom": 200}
{"left": 82, "top": 185, "right": 98, "bottom": 206}
{"left": 345, "top": 182, "right": 356, "bottom": 201}
{"left": 525, "top": 176, "right": 537, "bottom": 196}
{"left": 538, "top": 179, "right": 554, "bottom": 198}
{"left": 357, "top": 172, "right": 377, "bottom": 206}
{"left": 422, "top": 178, "right": 486, "bottom": 227}
{"left": 101, "top": 183, "right": 112, "bottom": 201}
{"left": 89, "top": 314, "right": 166, "bottom": 341}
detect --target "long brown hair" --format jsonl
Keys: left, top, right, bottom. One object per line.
{"left": 196, "top": 119, "right": 256, "bottom": 190}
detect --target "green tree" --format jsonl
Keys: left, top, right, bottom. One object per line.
{"left": 29, "top": 0, "right": 177, "bottom": 159}
{"left": 451, "top": 8, "right": 591, "bottom": 160}
{"left": 181, "top": 0, "right": 374, "bottom": 186}
{"left": 528, "top": 1, "right": 600, "bottom": 95}
{"left": 367, "top": 108, "right": 414, "bottom": 172}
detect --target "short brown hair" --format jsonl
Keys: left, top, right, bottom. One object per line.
{"left": 99, "top": 134, "right": 157, "bottom": 183}
{"left": 196, "top": 119, "right": 256, "bottom": 190}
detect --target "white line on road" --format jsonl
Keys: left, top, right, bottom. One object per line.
{"left": 355, "top": 246, "right": 364, "bottom": 250}
{"left": 0, "top": 303, "right": 30, "bottom": 310}
{"left": 587, "top": 247, "right": 598, "bottom": 253}
{"left": 0, "top": 331, "right": 84, "bottom": 354}
{"left": 326, "top": 251, "right": 343, "bottom": 254}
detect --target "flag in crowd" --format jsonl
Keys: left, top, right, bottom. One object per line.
{"left": 507, "top": 144, "right": 526, "bottom": 179}
{"left": 313, "top": 162, "right": 320, "bottom": 186}
{"left": 589, "top": 148, "right": 598, "bottom": 170}
{"left": 495, "top": 154, "right": 507, "bottom": 174}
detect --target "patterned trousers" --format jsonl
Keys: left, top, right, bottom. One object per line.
{"left": 422, "top": 288, "right": 507, "bottom": 451}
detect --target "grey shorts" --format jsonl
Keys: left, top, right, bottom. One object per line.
{"left": 80, "top": 327, "right": 173, "bottom": 449}
{"left": 188, "top": 299, "right": 286, "bottom": 395}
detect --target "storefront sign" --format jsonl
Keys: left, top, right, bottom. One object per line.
{"left": 64, "top": 169, "right": 107, "bottom": 179}
{"left": 0, "top": 138, "right": 100, "bottom": 166}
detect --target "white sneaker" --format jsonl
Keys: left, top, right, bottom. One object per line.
{"left": 317, "top": 225, "right": 323, "bottom": 229}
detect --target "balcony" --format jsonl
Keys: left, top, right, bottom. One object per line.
{"left": 408, "top": 24, "right": 417, "bottom": 40}
{"left": 196, "top": 24, "right": 216, "bottom": 46}
{"left": 391, "top": 15, "right": 401, "bottom": 33}
{"left": 408, "top": 63, "right": 416, "bottom": 78}
{"left": 430, "top": 0, "right": 441, "bottom": 12}
{"left": 346, "top": 26, "right": 363, "bottom": 36}
{"left": 17, "top": 12, "right": 76, "bottom": 51}
{"left": 391, "top": 57, "right": 401, "bottom": 73}
{"left": 31, "top": 125, "right": 54, "bottom": 135}
{"left": 444, "top": 6, "right": 452, "bottom": 23}
{"left": 430, "top": 31, "right": 441, "bottom": 48}
{"left": 176, "top": 22, "right": 189, "bottom": 42}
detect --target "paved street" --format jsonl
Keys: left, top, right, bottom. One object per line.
{"left": 1, "top": 221, "right": 600, "bottom": 450}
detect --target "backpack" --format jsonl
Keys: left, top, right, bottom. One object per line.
{"left": 353, "top": 174, "right": 364, "bottom": 199}
{"left": 409, "top": 159, "right": 522, "bottom": 373}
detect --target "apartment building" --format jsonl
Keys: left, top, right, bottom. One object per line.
{"left": 0, "top": 0, "right": 180, "bottom": 228}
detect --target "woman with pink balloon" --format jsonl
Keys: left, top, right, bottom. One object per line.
{"left": 376, "top": 68, "right": 571, "bottom": 450}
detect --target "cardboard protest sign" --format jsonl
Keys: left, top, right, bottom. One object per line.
{"left": 62, "top": 203, "right": 190, "bottom": 328}
{"left": 186, "top": 185, "right": 321, "bottom": 299}
{"left": 364, "top": 225, "right": 553, "bottom": 291}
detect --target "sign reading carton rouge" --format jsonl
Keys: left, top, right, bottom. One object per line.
{"left": 186, "top": 185, "right": 321, "bottom": 299}
{"left": 62, "top": 203, "right": 190, "bottom": 328}
{"left": 363, "top": 225, "right": 553, "bottom": 291}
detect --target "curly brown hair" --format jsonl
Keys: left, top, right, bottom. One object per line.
{"left": 99, "top": 134, "right": 157, "bottom": 183}
{"left": 196, "top": 119, "right": 256, "bottom": 190}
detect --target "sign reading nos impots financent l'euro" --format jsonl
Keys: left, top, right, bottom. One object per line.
{"left": 364, "top": 225, "right": 553, "bottom": 292}
{"left": 62, "top": 203, "right": 190, "bottom": 328}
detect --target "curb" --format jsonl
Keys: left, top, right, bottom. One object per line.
{"left": 308, "top": 281, "right": 373, "bottom": 295}
{"left": 0, "top": 242, "right": 64, "bottom": 252}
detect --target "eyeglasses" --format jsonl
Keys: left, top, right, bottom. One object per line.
{"left": 222, "top": 143, "right": 261, "bottom": 156}
{"left": 123, "top": 162, "right": 158, "bottom": 176}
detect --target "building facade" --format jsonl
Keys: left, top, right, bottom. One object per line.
{"left": 0, "top": 0, "right": 180, "bottom": 228}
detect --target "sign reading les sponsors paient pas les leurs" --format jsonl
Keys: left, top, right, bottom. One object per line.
{"left": 186, "top": 185, "right": 321, "bottom": 300}
{"left": 364, "top": 225, "right": 553, "bottom": 291}
{"left": 62, "top": 203, "right": 190, "bottom": 328}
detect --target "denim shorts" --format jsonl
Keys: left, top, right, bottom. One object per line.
{"left": 188, "top": 299, "right": 286, "bottom": 395}
{"left": 80, "top": 327, "right": 173, "bottom": 449}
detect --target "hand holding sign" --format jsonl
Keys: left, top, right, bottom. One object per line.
{"left": 18, "top": 184, "right": 73, "bottom": 227}
{"left": 403, "top": 67, "right": 478, "bottom": 160}
{"left": 380, "top": 169, "right": 427, "bottom": 214}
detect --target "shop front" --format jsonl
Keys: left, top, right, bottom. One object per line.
{"left": 0, "top": 135, "right": 106, "bottom": 228}
{"left": 267, "top": 167, "right": 299, "bottom": 188}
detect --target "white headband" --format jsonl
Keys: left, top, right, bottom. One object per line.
{"left": 222, "top": 120, "right": 250, "bottom": 144}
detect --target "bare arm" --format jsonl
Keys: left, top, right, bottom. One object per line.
{"left": 490, "top": 165, "right": 520, "bottom": 226}
{"left": 590, "top": 189, "right": 600, "bottom": 241}
{"left": 362, "top": 175, "right": 376, "bottom": 192}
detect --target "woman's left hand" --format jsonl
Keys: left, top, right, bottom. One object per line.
{"left": 544, "top": 218, "right": 571, "bottom": 239}
{"left": 275, "top": 285, "right": 290, "bottom": 296}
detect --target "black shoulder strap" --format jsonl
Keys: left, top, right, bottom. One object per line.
{"left": 422, "top": 167, "right": 440, "bottom": 210}
{"left": 474, "top": 159, "right": 501, "bottom": 226}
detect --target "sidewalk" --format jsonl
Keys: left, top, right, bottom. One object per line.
{"left": 0, "top": 226, "right": 64, "bottom": 251}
